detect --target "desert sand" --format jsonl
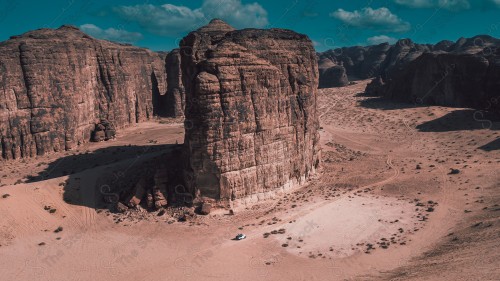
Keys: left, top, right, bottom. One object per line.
{"left": 1, "top": 80, "right": 499, "bottom": 280}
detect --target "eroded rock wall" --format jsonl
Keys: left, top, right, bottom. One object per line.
{"left": 379, "top": 51, "right": 500, "bottom": 113}
{"left": 180, "top": 19, "right": 320, "bottom": 201}
{"left": 0, "top": 25, "right": 167, "bottom": 159}
{"left": 165, "top": 49, "right": 185, "bottom": 118}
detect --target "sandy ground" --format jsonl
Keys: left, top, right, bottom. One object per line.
{"left": 0, "top": 81, "right": 499, "bottom": 280}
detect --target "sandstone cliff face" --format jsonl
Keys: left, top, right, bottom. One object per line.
{"left": 378, "top": 51, "right": 500, "bottom": 113}
{"left": 165, "top": 49, "right": 185, "bottom": 117}
{"left": 0, "top": 26, "right": 167, "bottom": 159}
{"left": 180, "top": 19, "right": 320, "bottom": 201}
{"left": 317, "top": 37, "right": 490, "bottom": 88}
{"left": 364, "top": 35, "right": 500, "bottom": 112}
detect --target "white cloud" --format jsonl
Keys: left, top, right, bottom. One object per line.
{"left": 394, "top": 0, "right": 470, "bottom": 11}
{"left": 112, "top": 0, "right": 268, "bottom": 36}
{"left": 80, "top": 24, "right": 143, "bottom": 43}
{"left": 201, "top": 0, "right": 268, "bottom": 28}
{"left": 367, "top": 35, "right": 398, "bottom": 45}
{"left": 330, "top": 7, "right": 411, "bottom": 33}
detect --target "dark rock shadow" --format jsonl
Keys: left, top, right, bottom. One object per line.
{"left": 28, "top": 144, "right": 186, "bottom": 212}
{"left": 358, "top": 97, "right": 423, "bottom": 110}
{"left": 416, "top": 109, "right": 500, "bottom": 132}
{"left": 355, "top": 92, "right": 380, "bottom": 97}
{"left": 26, "top": 144, "right": 173, "bottom": 183}
{"left": 479, "top": 138, "right": 500, "bottom": 151}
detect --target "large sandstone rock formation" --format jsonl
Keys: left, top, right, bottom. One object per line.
{"left": 180, "top": 19, "right": 320, "bottom": 202}
{"left": 318, "top": 58, "right": 348, "bottom": 88}
{"left": 0, "top": 25, "right": 168, "bottom": 159}
{"left": 365, "top": 35, "right": 500, "bottom": 113}
{"left": 376, "top": 49, "right": 500, "bottom": 113}
{"left": 319, "top": 35, "right": 500, "bottom": 112}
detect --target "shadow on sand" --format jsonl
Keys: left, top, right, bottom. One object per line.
{"left": 28, "top": 144, "right": 185, "bottom": 211}
{"left": 357, "top": 97, "right": 423, "bottom": 110}
{"left": 479, "top": 138, "right": 500, "bottom": 151}
{"left": 416, "top": 109, "right": 500, "bottom": 132}
{"left": 356, "top": 96, "right": 500, "bottom": 151}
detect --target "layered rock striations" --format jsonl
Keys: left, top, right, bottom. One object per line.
{"left": 0, "top": 25, "right": 168, "bottom": 159}
{"left": 165, "top": 49, "right": 185, "bottom": 117}
{"left": 180, "top": 19, "right": 320, "bottom": 202}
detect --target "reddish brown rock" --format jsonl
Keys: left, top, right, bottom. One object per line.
{"left": 318, "top": 57, "right": 348, "bottom": 88}
{"left": 199, "top": 202, "right": 212, "bottom": 215}
{"left": 0, "top": 25, "right": 167, "bottom": 159}
{"left": 127, "top": 178, "right": 147, "bottom": 207}
{"left": 165, "top": 49, "right": 186, "bottom": 118}
{"left": 180, "top": 19, "right": 320, "bottom": 202}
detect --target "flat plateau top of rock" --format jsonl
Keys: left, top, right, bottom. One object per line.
{"left": 3, "top": 25, "right": 144, "bottom": 51}
{"left": 190, "top": 19, "right": 310, "bottom": 42}
{"left": 196, "top": 18, "right": 235, "bottom": 33}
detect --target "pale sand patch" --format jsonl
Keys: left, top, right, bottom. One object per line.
{"left": 281, "top": 195, "right": 417, "bottom": 257}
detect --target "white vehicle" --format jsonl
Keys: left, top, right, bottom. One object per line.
{"left": 235, "top": 234, "right": 246, "bottom": 240}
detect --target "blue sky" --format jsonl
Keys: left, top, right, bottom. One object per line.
{"left": 1, "top": 0, "right": 499, "bottom": 51}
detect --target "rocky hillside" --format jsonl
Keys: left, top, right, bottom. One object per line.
{"left": 318, "top": 35, "right": 500, "bottom": 113}
{"left": 180, "top": 19, "right": 320, "bottom": 202}
{"left": 367, "top": 35, "right": 500, "bottom": 113}
{"left": 0, "top": 25, "right": 174, "bottom": 160}
{"left": 317, "top": 38, "right": 441, "bottom": 87}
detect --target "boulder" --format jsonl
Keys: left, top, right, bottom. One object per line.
{"left": 116, "top": 202, "right": 128, "bottom": 213}
{"left": 127, "top": 178, "right": 146, "bottom": 207}
{"left": 199, "top": 202, "right": 212, "bottom": 215}
{"left": 91, "top": 131, "right": 105, "bottom": 142}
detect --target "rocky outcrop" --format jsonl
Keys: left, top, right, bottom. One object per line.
{"left": 319, "top": 43, "right": 392, "bottom": 81}
{"left": 376, "top": 50, "right": 500, "bottom": 113}
{"left": 165, "top": 49, "right": 185, "bottom": 117}
{"left": 364, "top": 35, "right": 500, "bottom": 113}
{"left": 0, "top": 25, "right": 167, "bottom": 159}
{"left": 318, "top": 58, "right": 348, "bottom": 88}
{"left": 180, "top": 19, "right": 320, "bottom": 202}
{"left": 318, "top": 36, "right": 493, "bottom": 88}
{"left": 90, "top": 119, "right": 116, "bottom": 142}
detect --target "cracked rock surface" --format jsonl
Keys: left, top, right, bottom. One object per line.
{"left": 0, "top": 25, "right": 167, "bottom": 159}
{"left": 180, "top": 19, "right": 321, "bottom": 201}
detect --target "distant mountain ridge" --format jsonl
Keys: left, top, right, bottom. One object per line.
{"left": 317, "top": 35, "right": 500, "bottom": 114}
